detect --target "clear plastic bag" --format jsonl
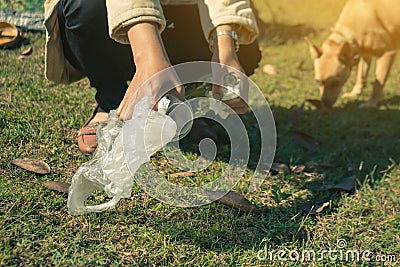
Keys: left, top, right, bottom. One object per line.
{"left": 67, "top": 97, "right": 177, "bottom": 215}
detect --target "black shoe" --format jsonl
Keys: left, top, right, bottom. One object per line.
{"left": 190, "top": 119, "right": 218, "bottom": 143}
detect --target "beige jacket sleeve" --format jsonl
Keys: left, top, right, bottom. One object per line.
{"left": 197, "top": 0, "right": 259, "bottom": 45}
{"left": 106, "top": 0, "right": 258, "bottom": 45}
{"left": 106, "top": 0, "right": 166, "bottom": 44}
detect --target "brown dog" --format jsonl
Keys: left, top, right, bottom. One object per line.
{"left": 306, "top": 0, "right": 400, "bottom": 107}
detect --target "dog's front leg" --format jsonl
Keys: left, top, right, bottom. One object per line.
{"left": 361, "top": 50, "right": 397, "bottom": 107}
{"left": 344, "top": 55, "right": 371, "bottom": 98}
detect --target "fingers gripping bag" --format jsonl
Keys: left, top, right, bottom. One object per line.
{"left": 67, "top": 96, "right": 177, "bottom": 215}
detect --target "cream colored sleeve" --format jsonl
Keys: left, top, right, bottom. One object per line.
{"left": 106, "top": 0, "right": 166, "bottom": 44}
{"left": 197, "top": 0, "right": 259, "bottom": 45}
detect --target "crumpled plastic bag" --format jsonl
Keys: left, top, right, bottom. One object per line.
{"left": 67, "top": 97, "right": 177, "bottom": 215}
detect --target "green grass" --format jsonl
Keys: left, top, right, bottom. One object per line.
{"left": 1, "top": 2, "right": 400, "bottom": 266}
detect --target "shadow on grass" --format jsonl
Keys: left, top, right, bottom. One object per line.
{"left": 379, "top": 95, "right": 400, "bottom": 106}
{"left": 143, "top": 101, "right": 400, "bottom": 251}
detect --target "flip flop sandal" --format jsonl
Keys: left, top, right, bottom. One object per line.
{"left": 0, "top": 21, "right": 22, "bottom": 49}
{"left": 77, "top": 105, "right": 107, "bottom": 155}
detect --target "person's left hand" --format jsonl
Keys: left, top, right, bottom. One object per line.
{"left": 211, "top": 25, "right": 250, "bottom": 115}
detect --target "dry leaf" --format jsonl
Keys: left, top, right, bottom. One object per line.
{"left": 43, "top": 181, "right": 70, "bottom": 194}
{"left": 12, "top": 158, "right": 51, "bottom": 174}
{"left": 17, "top": 55, "right": 29, "bottom": 60}
{"left": 270, "top": 163, "right": 290, "bottom": 174}
{"left": 300, "top": 201, "right": 330, "bottom": 215}
{"left": 207, "top": 190, "right": 260, "bottom": 214}
{"left": 292, "top": 131, "right": 319, "bottom": 150}
{"left": 18, "top": 47, "right": 33, "bottom": 60}
{"left": 20, "top": 46, "right": 33, "bottom": 56}
{"left": 323, "top": 175, "right": 356, "bottom": 192}
{"left": 169, "top": 171, "right": 196, "bottom": 178}
{"left": 290, "top": 164, "right": 306, "bottom": 173}
{"left": 287, "top": 102, "right": 305, "bottom": 127}
{"left": 306, "top": 99, "right": 333, "bottom": 112}
{"left": 262, "top": 64, "right": 278, "bottom": 75}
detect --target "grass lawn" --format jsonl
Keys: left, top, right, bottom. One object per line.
{"left": 1, "top": 1, "right": 399, "bottom": 266}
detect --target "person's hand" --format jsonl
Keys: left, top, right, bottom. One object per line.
{"left": 211, "top": 25, "right": 249, "bottom": 115}
{"left": 117, "top": 22, "right": 184, "bottom": 121}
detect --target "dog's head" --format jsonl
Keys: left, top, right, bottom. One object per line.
{"left": 305, "top": 37, "right": 359, "bottom": 107}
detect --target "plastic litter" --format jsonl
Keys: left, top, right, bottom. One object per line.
{"left": 67, "top": 96, "right": 177, "bottom": 215}
{"left": 205, "top": 72, "right": 242, "bottom": 119}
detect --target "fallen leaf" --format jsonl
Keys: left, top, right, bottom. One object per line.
{"left": 315, "top": 203, "right": 329, "bottom": 213}
{"left": 18, "top": 47, "right": 33, "bottom": 60}
{"left": 43, "top": 181, "right": 70, "bottom": 194}
{"left": 303, "top": 172, "right": 320, "bottom": 178}
{"left": 18, "top": 55, "right": 29, "bottom": 60}
{"left": 262, "top": 64, "right": 278, "bottom": 75}
{"left": 169, "top": 171, "right": 195, "bottom": 178}
{"left": 290, "top": 164, "right": 306, "bottom": 173}
{"left": 207, "top": 190, "right": 260, "bottom": 214}
{"left": 270, "top": 163, "right": 290, "bottom": 174}
{"left": 287, "top": 102, "right": 305, "bottom": 127}
{"left": 323, "top": 175, "right": 356, "bottom": 192}
{"left": 12, "top": 158, "right": 51, "bottom": 174}
{"left": 300, "top": 201, "right": 330, "bottom": 215}
{"left": 306, "top": 99, "right": 333, "bottom": 112}
{"left": 20, "top": 46, "right": 33, "bottom": 56}
{"left": 292, "top": 131, "right": 319, "bottom": 150}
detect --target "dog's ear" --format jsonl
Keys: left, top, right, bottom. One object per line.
{"left": 339, "top": 42, "right": 359, "bottom": 67}
{"left": 305, "top": 37, "right": 322, "bottom": 59}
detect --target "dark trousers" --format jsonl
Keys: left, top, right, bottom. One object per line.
{"left": 58, "top": 0, "right": 261, "bottom": 112}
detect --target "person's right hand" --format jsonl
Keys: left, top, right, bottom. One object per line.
{"left": 210, "top": 24, "right": 250, "bottom": 115}
{"left": 117, "top": 22, "right": 184, "bottom": 121}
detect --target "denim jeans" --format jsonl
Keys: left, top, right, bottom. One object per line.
{"left": 58, "top": 0, "right": 261, "bottom": 111}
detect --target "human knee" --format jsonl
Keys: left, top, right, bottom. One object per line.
{"left": 60, "top": 0, "right": 107, "bottom": 30}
